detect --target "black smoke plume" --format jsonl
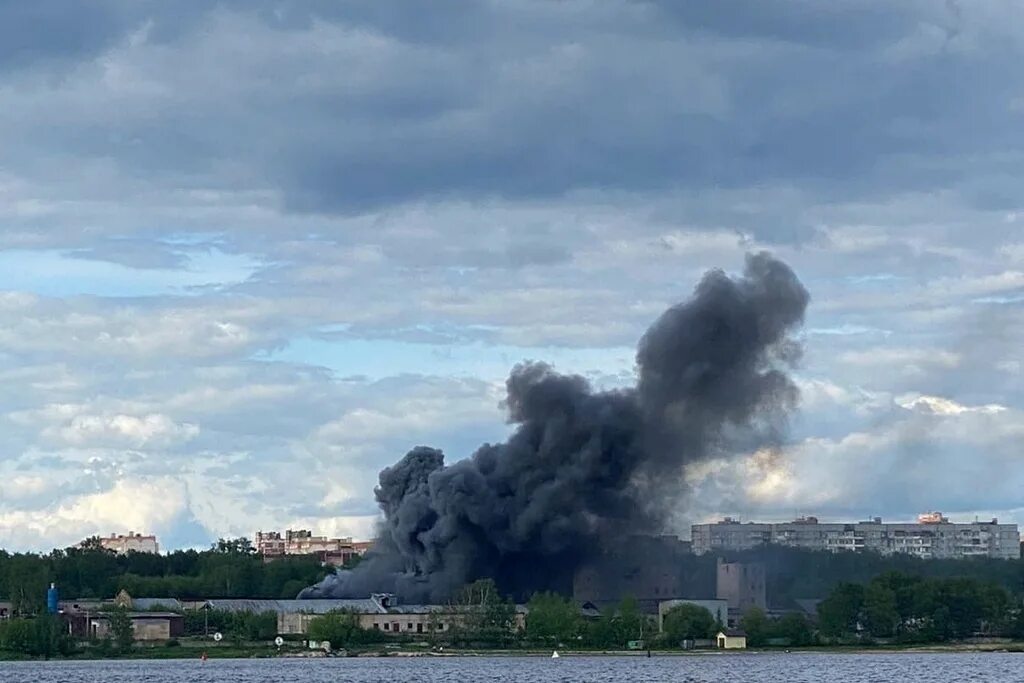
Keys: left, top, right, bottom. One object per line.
{"left": 301, "top": 253, "right": 809, "bottom": 602}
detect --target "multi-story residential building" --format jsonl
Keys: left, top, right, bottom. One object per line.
{"left": 255, "top": 529, "right": 371, "bottom": 566}
{"left": 82, "top": 532, "right": 160, "bottom": 555}
{"left": 692, "top": 513, "right": 1020, "bottom": 560}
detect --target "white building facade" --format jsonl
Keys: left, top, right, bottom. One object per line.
{"left": 93, "top": 532, "right": 160, "bottom": 554}
{"left": 692, "top": 514, "right": 1020, "bottom": 560}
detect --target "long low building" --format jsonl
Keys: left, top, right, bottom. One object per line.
{"left": 692, "top": 513, "right": 1020, "bottom": 559}
{"left": 205, "top": 594, "right": 527, "bottom": 636}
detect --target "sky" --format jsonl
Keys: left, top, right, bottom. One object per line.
{"left": 0, "top": 0, "right": 1022, "bottom": 552}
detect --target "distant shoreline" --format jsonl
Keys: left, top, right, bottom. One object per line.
{"left": 4, "top": 642, "right": 1024, "bottom": 662}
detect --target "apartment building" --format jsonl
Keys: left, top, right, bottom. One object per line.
{"left": 81, "top": 532, "right": 160, "bottom": 555}
{"left": 255, "top": 529, "right": 370, "bottom": 566}
{"left": 692, "top": 513, "right": 1020, "bottom": 559}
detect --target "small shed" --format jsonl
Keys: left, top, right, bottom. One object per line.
{"left": 716, "top": 628, "right": 747, "bottom": 649}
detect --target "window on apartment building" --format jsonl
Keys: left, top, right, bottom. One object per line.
{"left": 438, "top": 623, "right": 445, "bottom": 630}
{"left": 407, "top": 623, "right": 413, "bottom": 630}
{"left": 383, "top": 623, "right": 390, "bottom": 631}
{"left": 417, "top": 623, "right": 423, "bottom": 633}
{"left": 373, "top": 623, "right": 380, "bottom": 630}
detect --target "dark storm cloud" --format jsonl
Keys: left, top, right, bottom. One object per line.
{"left": 0, "top": 1, "right": 131, "bottom": 71}
{"left": 6, "top": 0, "right": 1022, "bottom": 247}
{"left": 643, "top": 0, "right": 932, "bottom": 48}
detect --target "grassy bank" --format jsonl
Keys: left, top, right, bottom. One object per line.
{"left": 5, "top": 640, "right": 1024, "bottom": 661}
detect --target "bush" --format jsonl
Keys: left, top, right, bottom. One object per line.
{"left": 308, "top": 611, "right": 380, "bottom": 647}
{"left": 0, "top": 616, "right": 74, "bottom": 657}
{"left": 661, "top": 604, "right": 716, "bottom": 646}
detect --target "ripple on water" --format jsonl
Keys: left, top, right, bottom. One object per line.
{"left": 1, "top": 653, "right": 1023, "bottom": 683}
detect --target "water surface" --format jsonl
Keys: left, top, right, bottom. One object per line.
{"left": 1, "top": 653, "right": 1020, "bottom": 682}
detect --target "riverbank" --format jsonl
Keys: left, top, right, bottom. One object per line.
{"left": 4, "top": 640, "right": 1024, "bottom": 661}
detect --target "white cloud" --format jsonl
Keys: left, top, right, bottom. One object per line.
{"left": 837, "top": 347, "right": 961, "bottom": 369}
{"left": 0, "top": 478, "right": 189, "bottom": 551}
{"left": 897, "top": 394, "right": 1007, "bottom": 416}
{"left": 0, "top": 1, "right": 1022, "bottom": 551}
{"left": 54, "top": 413, "right": 199, "bottom": 448}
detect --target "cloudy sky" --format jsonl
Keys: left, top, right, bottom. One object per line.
{"left": 1, "top": 0, "right": 1022, "bottom": 551}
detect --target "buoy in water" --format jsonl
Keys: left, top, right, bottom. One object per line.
{"left": 551, "top": 651, "right": 560, "bottom": 659}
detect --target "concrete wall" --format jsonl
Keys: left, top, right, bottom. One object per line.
{"left": 90, "top": 617, "right": 181, "bottom": 641}
{"left": 132, "top": 620, "right": 172, "bottom": 641}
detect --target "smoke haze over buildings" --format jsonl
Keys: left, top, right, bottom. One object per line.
{"left": 300, "top": 253, "right": 809, "bottom": 602}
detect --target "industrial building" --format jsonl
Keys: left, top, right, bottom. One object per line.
{"left": 716, "top": 560, "right": 766, "bottom": 614}
{"left": 86, "top": 612, "right": 185, "bottom": 641}
{"left": 255, "top": 529, "right": 372, "bottom": 566}
{"left": 572, "top": 535, "right": 695, "bottom": 613}
{"left": 691, "top": 513, "right": 1021, "bottom": 559}
{"left": 205, "top": 594, "right": 527, "bottom": 636}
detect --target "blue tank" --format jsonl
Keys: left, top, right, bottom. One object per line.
{"left": 46, "top": 583, "right": 59, "bottom": 615}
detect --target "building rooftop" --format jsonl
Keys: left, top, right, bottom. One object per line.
{"left": 132, "top": 598, "right": 183, "bottom": 611}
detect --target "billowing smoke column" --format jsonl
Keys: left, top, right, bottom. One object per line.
{"left": 301, "top": 253, "right": 809, "bottom": 602}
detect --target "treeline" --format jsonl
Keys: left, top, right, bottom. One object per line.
{"left": 0, "top": 538, "right": 332, "bottom": 614}
{"left": 720, "top": 546, "right": 1024, "bottom": 607}
{"left": 815, "top": 572, "right": 1024, "bottom": 643}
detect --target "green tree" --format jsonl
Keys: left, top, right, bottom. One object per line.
{"left": 774, "top": 612, "right": 813, "bottom": 646}
{"left": 77, "top": 537, "right": 108, "bottom": 552}
{"left": 0, "top": 616, "right": 74, "bottom": 657}
{"left": 1, "top": 618, "right": 34, "bottom": 654}
{"left": 818, "top": 582, "right": 864, "bottom": 639}
{"left": 863, "top": 581, "right": 899, "bottom": 638}
{"left": 455, "top": 578, "right": 516, "bottom": 643}
{"left": 213, "top": 538, "right": 256, "bottom": 554}
{"left": 108, "top": 606, "right": 135, "bottom": 653}
{"left": 614, "top": 595, "right": 647, "bottom": 644}
{"left": 661, "top": 604, "right": 715, "bottom": 645}
{"left": 526, "top": 592, "right": 581, "bottom": 644}
{"left": 3, "top": 555, "right": 50, "bottom": 615}
{"left": 227, "top": 611, "right": 278, "bottom": 641}
{"left": 740, "top": 607, "right": 770, "bottom": 647}
{"left": 308, "top": 611, "right": 375, "bottom": 647}
{"left": 33, "top": 615, "right": 73, "bottom": 657}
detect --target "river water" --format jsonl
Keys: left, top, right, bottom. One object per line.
{"left": 0, "top": 653, "right": 1020, "bottom": 682}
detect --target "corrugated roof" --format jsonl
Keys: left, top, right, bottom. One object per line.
{"left": 385, "top": 604, "right": 446, "bottom": 614}
{"left": 386, "top": 604, "right": 529, "bottom": 615}
{"left": 197, "top": 598, "right": 528, "bottom": 616}
{"left": 205, "top": 599, "right": 383, "bottom": 614}
{"left": 93, "top": 612, "right": 183, "bottom": 619}
{"left": 133, "top": 598, "right": 183, "bottom": 611}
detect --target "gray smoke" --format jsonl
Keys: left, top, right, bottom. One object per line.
{"left": 301, "top": 253, "right": 809, "bottom": 602}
